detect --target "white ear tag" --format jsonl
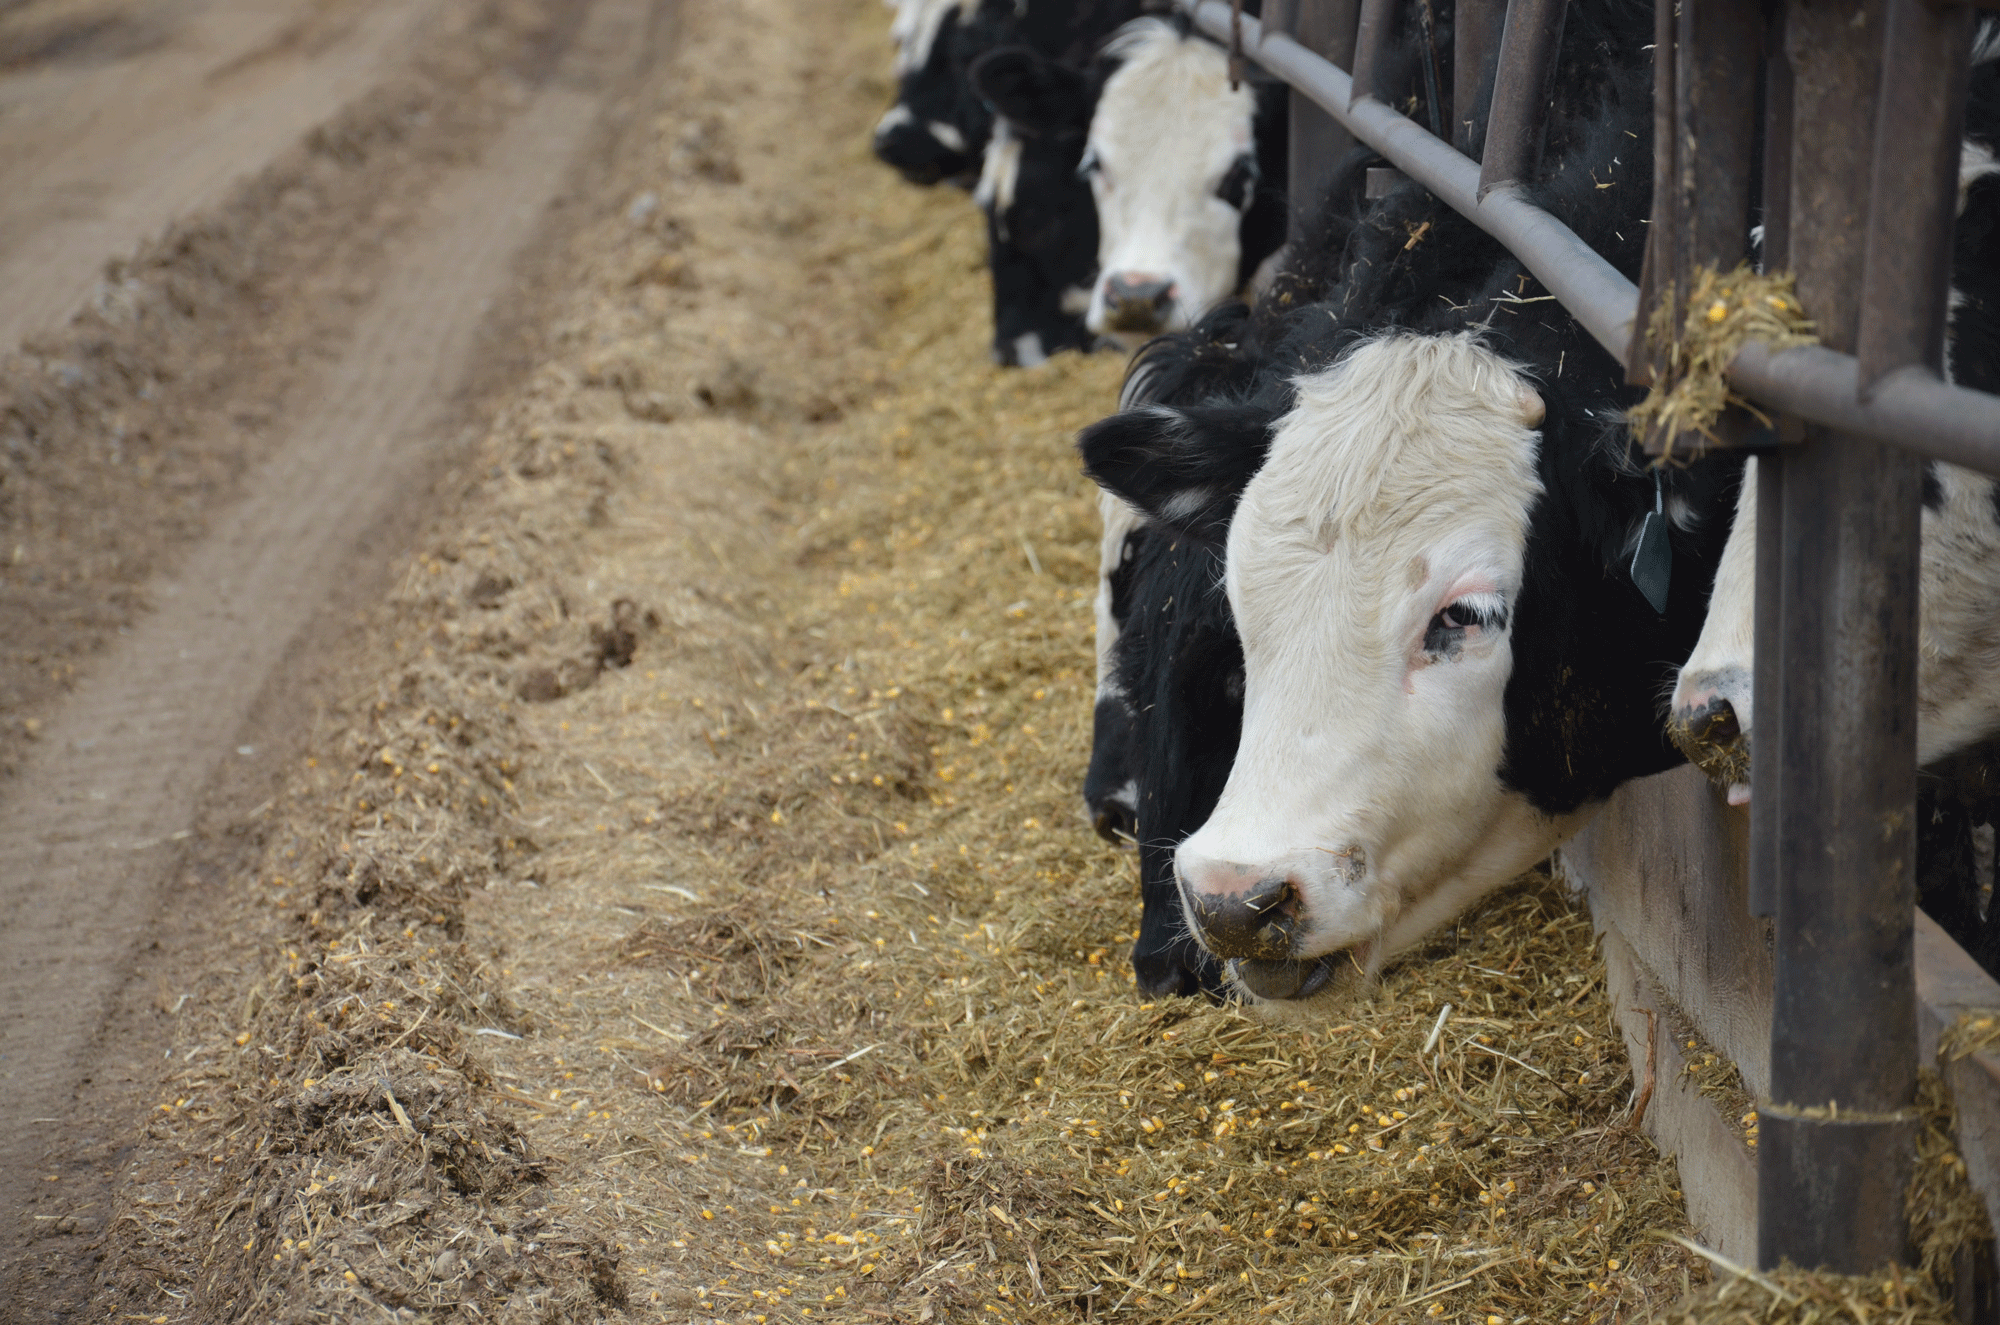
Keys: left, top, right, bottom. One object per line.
{"left": 1630, "top": 470, "right": 1672, "bottom": 614}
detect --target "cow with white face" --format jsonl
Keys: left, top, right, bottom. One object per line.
{"left": 1080, "top": 0, "right": 1731, "bottom": 1003}
{"left": 1078, "top": 18, "right": 1289, "bottom": 345}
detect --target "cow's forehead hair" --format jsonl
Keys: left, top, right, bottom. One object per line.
{"left": 888, "top": 0, "right": 973, "bottom": 75}
{"left": 1239, "top": 334, "right": 1544, "bottom": 561}
{"left": 1093, "top": 20, "right": 1252, "bottom": 159}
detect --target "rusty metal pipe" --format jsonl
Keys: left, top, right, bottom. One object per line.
{"left": 1760, "top": 0, "right": 1920, "bottom": 1274}
{"left": 1476, "top": 0, "right": 1566, "bottom": 198}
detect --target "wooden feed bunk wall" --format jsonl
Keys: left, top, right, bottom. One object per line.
{"left": 1180, "top": 0, "right": 2000, "bottom": 1314}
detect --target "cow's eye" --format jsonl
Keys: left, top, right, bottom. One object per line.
{"left": 1423, "top": 598, "right": 1507, "bottom": 658}
{"left": 1215, "top": 153, "right": 1258, "bottom": 210}
{"left": 1076, "top": 147, "right": 1101, "bottom": 181}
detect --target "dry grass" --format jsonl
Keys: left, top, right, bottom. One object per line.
{"left": 77, "top": 0, "right": 1998, "bottom": 1321}
{"left": 1627, "top": 264, "right": 1817, "bottom": 462}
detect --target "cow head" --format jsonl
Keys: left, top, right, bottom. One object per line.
{"left": 1666, "top": 458, "right": 1758, "bottom": 803}
{"left": 969, "top": 46, "right": 1102, "bottom": 365}
{"left": 1085, "top": 331, "right": 1733, "bottom": 1003}
{"left": 1080, "top": 20, "right": 1269, "bottom": 346}
{"left": 875, "top": 0, "right": 987, "bottom": 186}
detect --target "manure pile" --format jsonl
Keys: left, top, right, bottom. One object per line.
{"left": 72, "top": 0, "right": 1990, "bottom": 1320}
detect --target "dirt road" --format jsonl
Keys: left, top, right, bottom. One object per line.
{"left": 0, "top": 0, "right": 667, "bottom": 1310}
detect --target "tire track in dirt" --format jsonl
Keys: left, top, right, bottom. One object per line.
{"left": 0, "top": 0, "right": 439, "bottom": 350}
{"left": 0, "top": 0, "right": 661, "bottom": 1267}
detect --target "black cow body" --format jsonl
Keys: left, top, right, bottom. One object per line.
{"left": 1080, "top": 0, "right": 1737, "bottom": 999}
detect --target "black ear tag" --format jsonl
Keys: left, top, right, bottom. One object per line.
{"left": 1631, "top": 471, "right": 1672, "bottom": 614}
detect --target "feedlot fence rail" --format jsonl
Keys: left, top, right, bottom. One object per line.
{"left": 1178, "top": 0, "right": 2000, "bottom": 1302}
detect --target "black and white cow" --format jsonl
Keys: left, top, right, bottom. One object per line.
{"left": 874, "top": 0, "right": 986, "bottom": 186}
{"left": 1081, "top": 0, "right": 1722, "bottom": 1004}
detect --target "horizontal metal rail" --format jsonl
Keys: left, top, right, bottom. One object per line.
{"left": 1185, "top": 0, "right": 2000, "bottom": 470}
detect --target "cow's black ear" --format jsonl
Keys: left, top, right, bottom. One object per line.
{"left": 969, "top": 46, "right": 1093, "bottom": 135}
{"left": 1078, "top": 403, "right": 1276, "bottom": 543}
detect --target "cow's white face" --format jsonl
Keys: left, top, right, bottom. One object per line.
{"left": 1081, "top": 21, "right": 1258, "bottom": 347}
{"left": 1171, "top": 335, "right": 1576, "bottom": 1000}
{"left": 1666, "top": 459, "right": 1758, "bottom": 802}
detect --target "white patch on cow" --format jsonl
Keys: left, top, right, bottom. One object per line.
{"left": 1060, "top": 284, "right": 1094, "bottom": 316}
{"left": 1668, "top": 455, "right": 1759, "bottom": 773}
{"left": 927, "top": 120, "right": 968, "bottom": 153}
{"left": 886, "top": 0, "right": 971, "bottom": 75}
{"left": 1248, "top": 244, "right": 1288, "bottom": 299}
{"left": 1175, "top": 334, "right": 1587, "bottom": 970}
{"left": 1963, "top": 140, "right": 2000, "bottom": 215}
{"left": 1095, "top": 490, "right": 1146, "bottom": 700}
{"left": 1082, "top": 19, "right": 1259, "bottom": 346}
{"left": 1011, "top": 331, "right": 1048, "bottom": 367}
{"left": 1974, "top": 16, "right": 2000, "bottom": 68}
{"left": 975, "top": 119, "right": 1023, "bottom": 231}
{"left": 875, "top": 103, "right": 917, "bottom": 139}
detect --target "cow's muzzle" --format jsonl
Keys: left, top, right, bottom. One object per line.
{"left": 1101, "top": 273, "right": 1177, "bottom": 334}
{"left": 1176, "top": 869, "right": 1300, "bottom": 961}
{"left": 1667, "top": 694, "right": 1751, "bottom": 789}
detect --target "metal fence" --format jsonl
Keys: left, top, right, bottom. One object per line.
{"left": 1178, "top": 0, "right": 2000, "bottom": 1280}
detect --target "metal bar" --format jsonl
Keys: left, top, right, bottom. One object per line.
{"left": 1476, "top": 0, "right": 1567, "bottom": 198}
{"left": 1285, "top": 0, "right": 1361, "bottom": 231}
{"left": 1181, "top": 0, "right": 2000, "bottom": 473}
{"left": 1747, "top": 4, "right": 1794, "bottom": 925}
{"left": 1347, "top": 0, "right": 1398, "bottom": 106}
{"left": 1625, "top": 0, "right": 1677, "bottom": 385}
{"left": 1856, "top": 0, "right": 1975, "bottom": 393}
{"left": 1761, "top": 5, "right": 1795, "bottom": 273}
{"left": 1633, "top": 0, "right": 1764, "bottom": 453}
{"left": 1451, "top": 0, "right": 1506, "bottom": 156}
{"left": 1671, "top": 0, "right": 1762, "bottom": 285}
{"left": 1761, "top": 0, "right": 1920, "bottom": 1274}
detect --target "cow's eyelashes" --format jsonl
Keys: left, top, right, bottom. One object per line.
{"left": 1423, "top": 598, "right": 1507, "bottom": 658}
{"left": 1215, "top": 153, "right": 1258, "bottom": 210}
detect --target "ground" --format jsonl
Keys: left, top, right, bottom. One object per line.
{"left": 0, "top": 0, "right": 1798, "bottom": 1319}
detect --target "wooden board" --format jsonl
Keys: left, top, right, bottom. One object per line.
{"left": 1559, "top": 765, "right": 2000, "bottom": 1285}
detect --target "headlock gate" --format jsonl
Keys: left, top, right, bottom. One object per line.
{"left": 1178, "top": 0, "right": 2000, "bottom": 1301}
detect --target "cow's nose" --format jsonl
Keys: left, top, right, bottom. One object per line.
{"left": 1667, "top": 693, "right": 1752, "bottom": 787}
{"left": 1102, "top": 272, "right": 1177, "bottom": 333}
{"left": 1176, "top": 860, "right": 1300, "bottom": 961}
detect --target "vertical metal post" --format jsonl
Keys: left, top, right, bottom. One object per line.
{"left": 1748, "top": 5, "right": 1794, "bottom": 922}
{"left": 1452, "top": 0, "right": 1507, "bottom": 156}
{"left": 1760, "top": 0, "right": 1922, "bottom": 1275}
{"left": 1286, "top": 0, "right": 1360, "bottom": 232}
{"left": 1476, "top": 0, "right": 1567, "bottom": 198}
{"left": 1347, "top": 0, "right": 1399, "bottom": 106}
{"left": 1629, "top": 0, "right": 1763, "bottom": 446}
{"left": 1626, "top": 0, "right": 1677, "bottom": 385}
{"left": 1855, "top": 0, "right": 1974, "bottom": 393}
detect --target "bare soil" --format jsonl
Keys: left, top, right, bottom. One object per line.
{"left": 0, "top": 0, "right": 673, "bottom": 1314}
